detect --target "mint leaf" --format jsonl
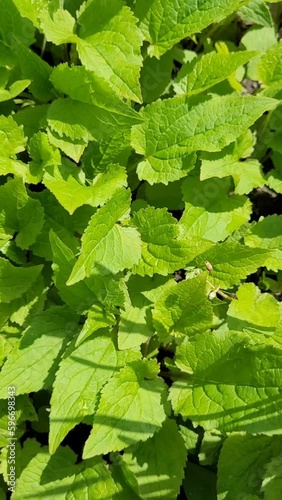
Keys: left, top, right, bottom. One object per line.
{"left": 77, "top": 0, "right": 143, "bottom": 102}
{"left": 49, "top": 334, "right": 118, "bottom": 454}
{"left": 122, "top": 419, "right": 187, "bottom": 499}
{"left": 12, "top": 37, "right": 54, "bottom": 102}
{"left": 0, "top": 258, "right": 42, "bottom": 303}
{"left": 13, "top": 446, "right": 118, "bottom": 499}
{"left": 238, "top": 0, "right": 274, "bottom": 28}
{"left": 49, "top": 230, "right": 98, "bottom": 314}
{"left": 67, "top": 189, "right": 142, "bottom": 285}
{"left": 258, "top": 41, "right": 282, "bottom": 86}
{"left": 12, "top": 0, "right": 59, "bottom": 28}
{"left": 191, "top": 241, "right": 270, "bottom": 288}
{"left": 173, "top": 50, "right": 256, "bottom": 96}
{"left": 179, "top": 175, "right": 251, "bottom": 242}
{"left": 46, "top": 95, "right": 139, "bottom": 162}
{"left": 0, "top": 307, "right": 78, "bottom": 397}
{"left": 227, "top": 283, "right": 280, "bottom": 334}
{"left": 39, "top": 8, "right": 77, "bottom": 45}
{"left": 200, "top": 132, "right": 265, "bottom": 195}
{"left": 50, "top": 64, "right": 140, "bottom": 121}
{"left": 131, "top": 95, "right": 276, "bottom": 185}
{"left": 0, "top": 0, "right": 34, "bottom": 46}
{"left": 170, "top": 330, "right": 282, "bottom": 433}
{"left": 0, "top": 78, "right": 31, "bottom": 103}
{"left": 28, "top": 131, "right": 61, "bottom": 184}
{"left": 44, "top": 160, "right": 127, "bottom": 214}
{"left": 118, "top": 275, "right": 157, "bottom": 350}
{"left": 262, "top": 455, "right": 282, "bottom": 500}
{"left": 135, "top": 0, "right": 251, "bottom": 57}
{"left": 245, "top": 215, "right": 282, "bottom": 272}
{"left": 132, "top": 207, "right": 191, "bottom": 276}
{"left": 83, "top": 361, "right": 166, "bottom": 458}
{"left": 217, "top": 434, "right": 282, "bottom": 500}
{"left": 152, "top": 272, "right": 213, "bottom": 341}
{"left": 6, "top": 274, "right": 46, "bottom": 327}
{"left": 41, "top": 2, "right": 143, "bottom": 102}
{"left": 76, "top": 304, "right": 116, "bottom": 346}
{"left": 240, "top": 25, "right": 277, "bottom": 81}
{"left": 30, "top": 190, "right": 79, "bottom": 261}
{"left": 0, "top": 177, "right": 44, "bottom": 249}
{"left": 0, "top": 115, "right": 26, "bottom": 157}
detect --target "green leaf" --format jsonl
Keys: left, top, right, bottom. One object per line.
{"left": 0, "top": 115, "right": 27, "bottom": 178}
{"left": 0, "top": 78, "right": 31, "bottom": 103}
{"left": 152, "top": 272, "right": 213, "bottom": 341}
{"left": 217, "top": 434, "right": 282, "bottom": 500}
{"left": 83, "top": 360, "right": 166, "bottom": 458}
{"left": 11, "top": 37, "right": 54, "bottom": 102}
{"left": 122, "top": 419, "right": 187, "bottom": 499}
{"left": 67, "top": 188, "right": 142, "bottom": 285}
{"left": 46, "top": 94, "right": 139, "bottom": 161}
{"left": 118, "top": 275, "right": 157, "bottom": 350}
{"left": 5, "top": 274, "right": 46, "bottom": 327}
{"left": 0, "top": 178, "right": 44, "bottom": 249}
{"left": 240, "top": 25, "right": 277, "bottom": 81}
{"left": 14, "top": 103, "right": 49, "bottom": 138}
{"left": 50, "top": 64, "right": 140, "bottom": 120}
{"left": 76, "top": 304, "right": 116, "bottom": 346}
{"left": 244, "top": 215, "right": 282, "bottom": 272}
{"left": 179, "top": 425, "right": 198, "bottom": 452}
{"left": 131, "top": 95, "right": 276, "bottom": 185}
{"left": 0, "top": 396, "right": 37, "bottom": 447}
{"left": 0, "top": 0, "right": 35, "bottom": 46}
{"left": 76, "top": 0, "right": 143, "bottom": 102}
{"left": 109, "top": 455, "right": 141, "bottom": 500}
{"left": 140, "top": 50, "right": 174, "bottom": 103}
{"left": 41, "top": 2, "right": 143, "bottom": 102}
{"left": 227, "top": 283, "right": 280, "bottom": 334}
{"left": 0, "top": 307, "right": 78, "bottom": 398}
{"left": 238, "top": 0, "right": 274, "bottom": 28}
{"left": 85, "top": 274, "right": 128, "bottom": 315}
{"left": 39, "top": 8, "right": 78, "bottom": 45}
{"left": 173, "top": 50, "right": 256, "bottom": 96}
{"left": 170, "top": 330, "right": 282, "bottom": 433}
{"left": 49, "top": 230, "right": 98, "bottom": 313}
{"left": 49, "top": 334, "right": 118, "bottom": 454}
{"left": 47, "top": 127, "right": 87, "bottom": 163}
{"left": 258, "top": 41, "right": 282, "bottom": 86}
{"left": 0, "top": 114, "right": 26, "bottom": 157}
{"left": 191, "top": 241, "right": 270, "bottom": 288}
{"left": 82, "top": 129, "right": 132, "bottom": 172}
{"left": 262, "top": 455, "right": 282, "bottom": 500}
{"left": 135, "top": 0, "right": 249, "bottom": 58}
{"left": 0, "top": 258, "right": 42, "bottom": 303}
{"left": 12, "top": 0, "right": 60, "bottom": 28}
{"left": 200, "top": 132, "right": 265, "bottom": 195}
{"left": 13, "top": 446, "right": 118, "bottom": 499}
{"left": 30, "top": 190, "right": 79, "bottom": 261}
{"left": 118, "top": 303, "right": 153, "bottom": 351}
{"left": 132, "top": 207, "right": 191, "bottom": 276}
{"left": 44, "top": 160, "right": 127, "bottom": 214}
{"left": 179, "top": 175, "right": 252, "bottom": 242}
{"left": 28, "top": 131, "right": 61, "bottom": 184}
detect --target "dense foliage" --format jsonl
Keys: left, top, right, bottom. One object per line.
{"left": 0, "top": 0, "right": 282, "bottom": 498}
